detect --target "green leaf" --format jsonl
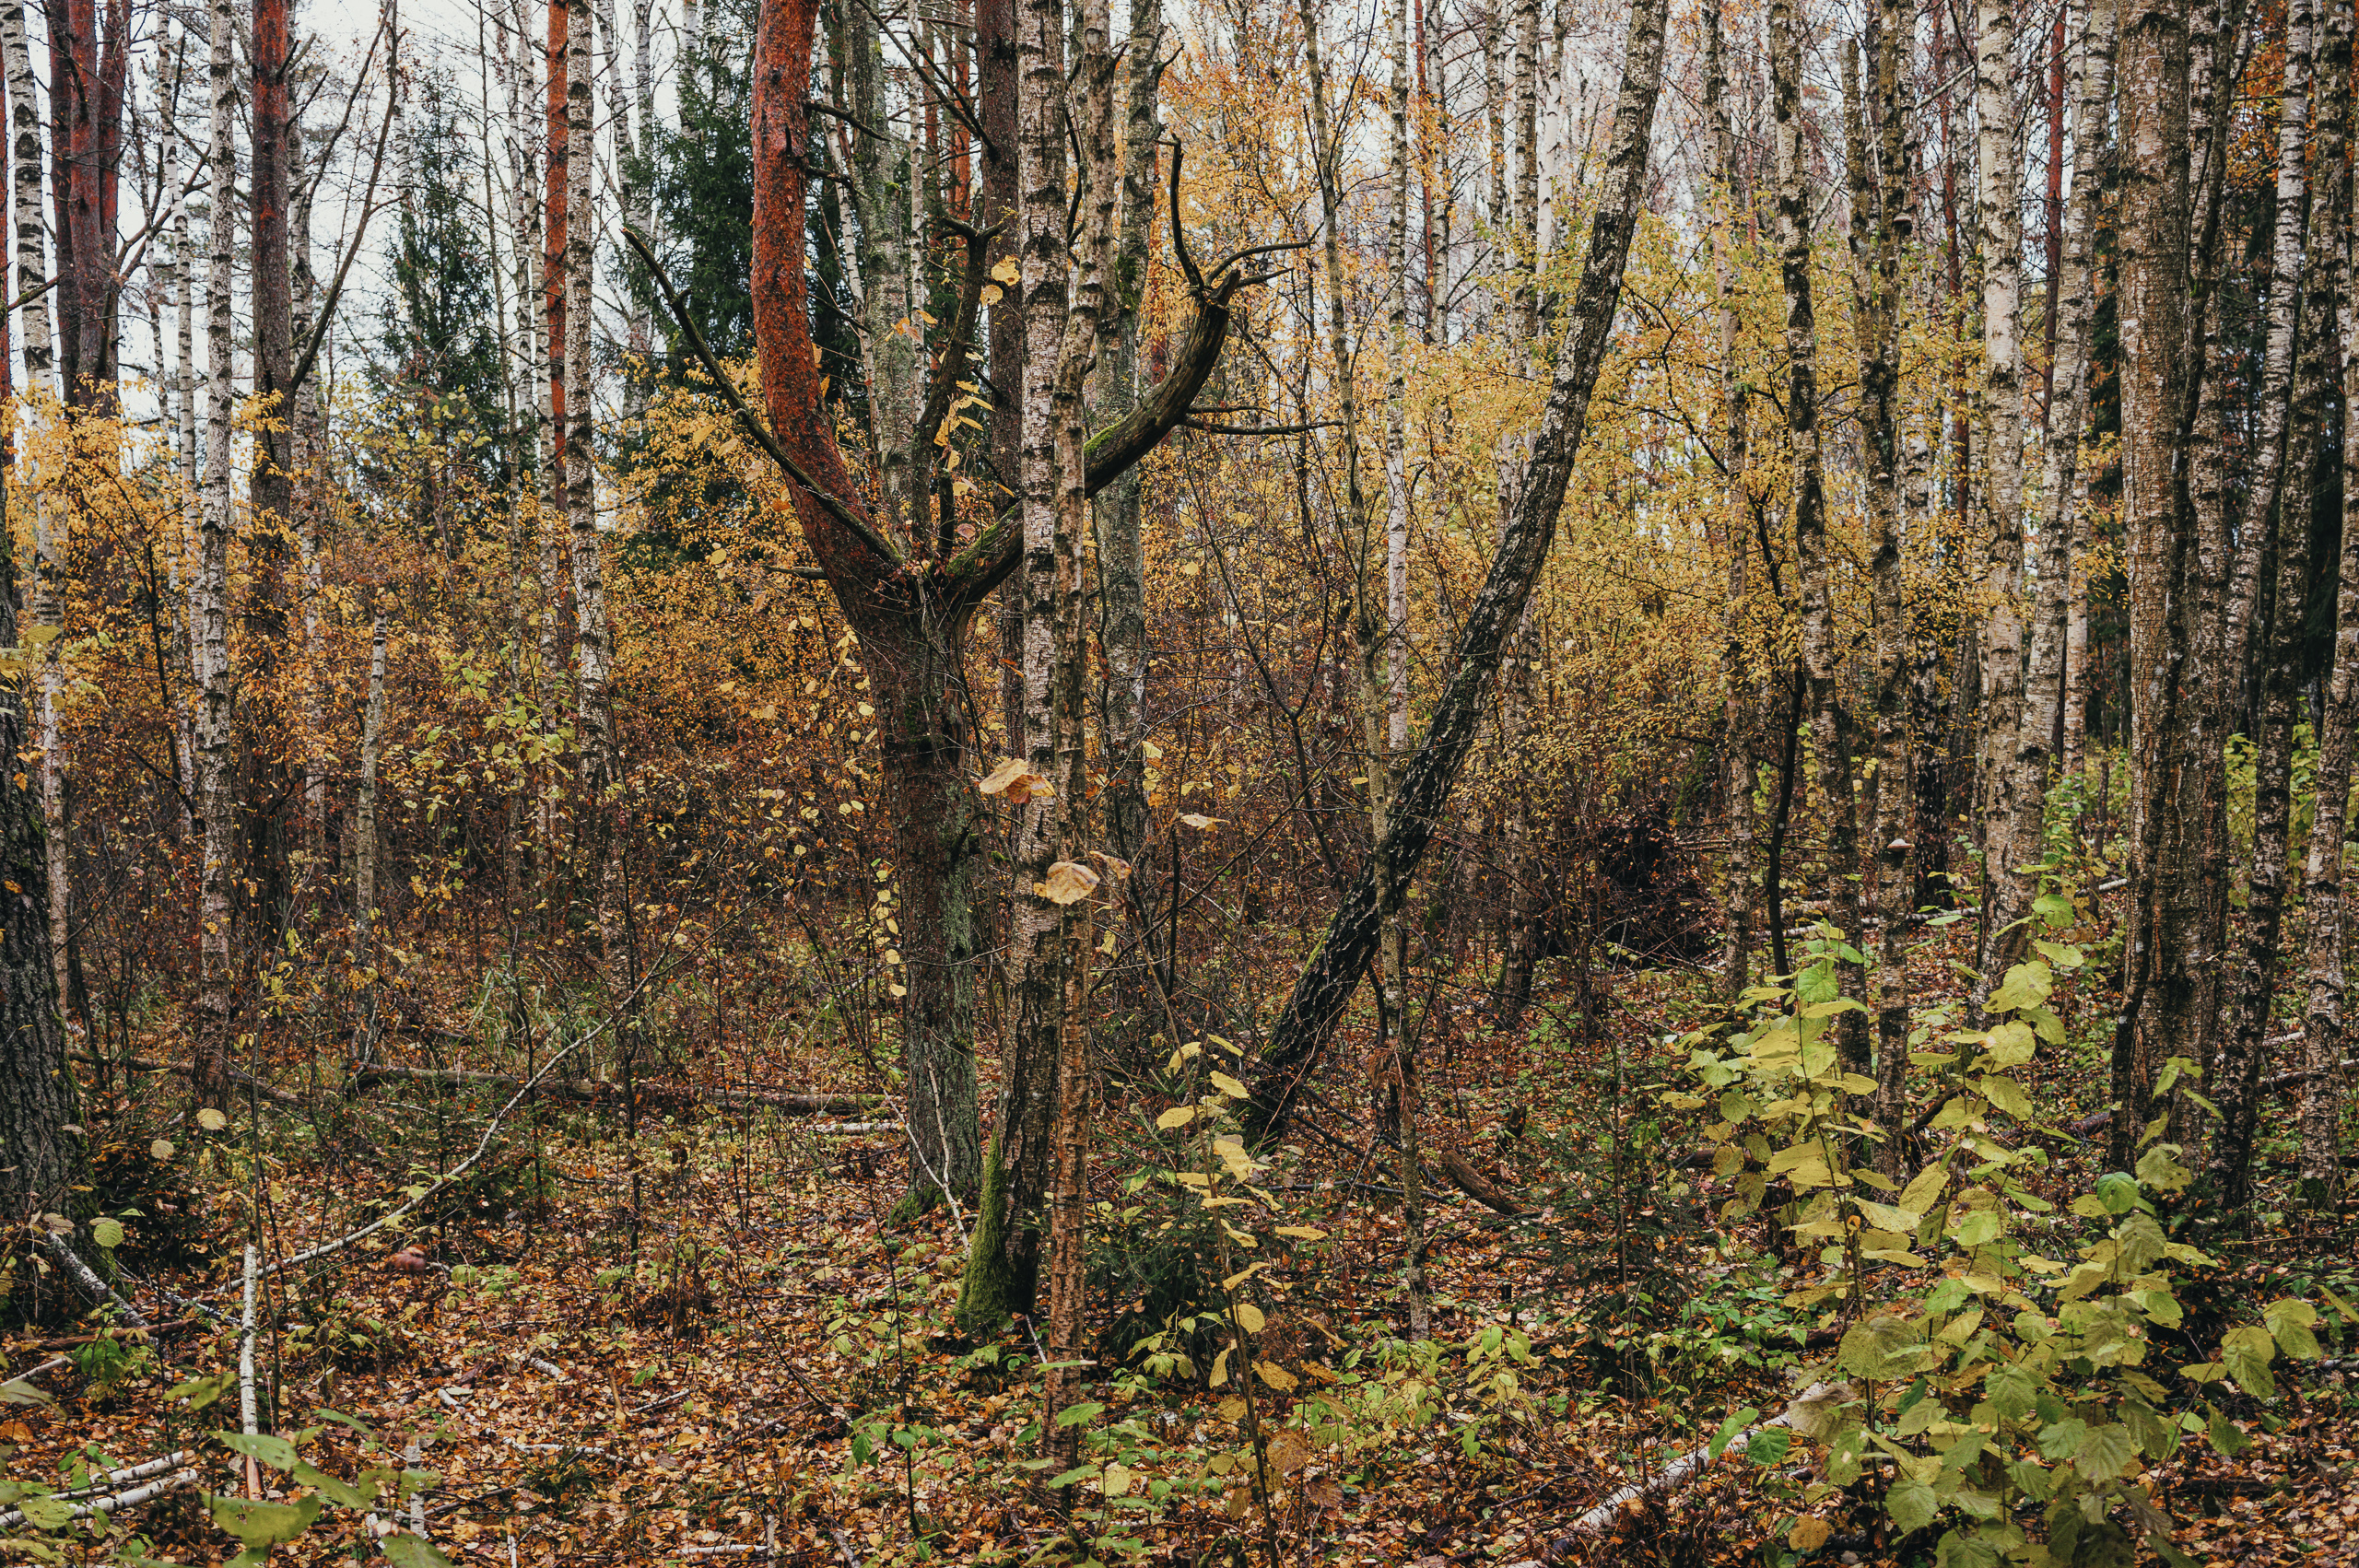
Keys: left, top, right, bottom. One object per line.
{"left": 2206, "top": 1403, "right": 2252, "bottom": 1458}
{"left": 88, "top": 1217, "right": 124, "bottom": 1250}
{"left": 293, "top": 1459, "right": 377, "bottom": 1510}
{"left": 2036, "top": 1417, "right": 2089, "bottom": 1462}
{"left": 2073, "top": 1422, "right": 2137, "bottom": 1481}
{"left": 379, "top": 1534, "right": 458, "bottom": 1568}
{"left": 14, "top": 1492, "right": 72, "bottom": 1529}
{"left": 2221, "top": 1325, "right": 2276, "bottom": 1398}
{"left": 1899, "top": 1165, "right": 1950, "bottom": 1215}
{"left": 1743, "top": 1427, "right": 1790, "bottom": 1466}
{"left": 2263, "top": 1297, "right": 2323, "bottom": 1361}
{"left": 1044, "top": 1466, "right": 1097, "bottom": 1489}
{"left": 206, "top": 1492, "right": 322, "bottom": 1549}
{"left": 1978, "top": 1075, "right": 2034, "bottom": 1121}
{"left": 1053, "top": 1401, "right": 1106, "bottom": 1428}
{"left": 216, "top": 1432, "right": 299, "bottom": 1472}
{"left": 1708, "top": 1406, "right": 1760, "bottom": 1462}
{"left": 2032, "top": 937, "right": 2083, "bottom": 967}
{"left": 1987, "top": 961, "right": 2053, "bottom": 1012}
{"left": 1886, "top": 1477, "right": 1939, "bottom": 1536}
{"left": 1935, "top": 1527, "right": 2003, "bottom": 1568}
{"left": 1983, "top": 1363, "right": 2037, "bottom": 1421}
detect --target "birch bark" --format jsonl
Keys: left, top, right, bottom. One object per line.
{"left": 2300, "top": 0, "right": 2355, "bottom": 1203}
{"left": 190, "top": 0, "right": 238, "bottom": 1112}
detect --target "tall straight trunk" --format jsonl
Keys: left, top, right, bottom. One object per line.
{"left": 252, "top": 0, "right": 293, "bottom": 536}
{"left": 1493, "top": 0, "right": 1543, "bottom": 1014}
{"left": 510, "top": 0, "right": 564, "bottom": 744}
{"left": 1773, "top": 0, "right": 1867, "bottom": 1071}
{"left": 190, "top": 0, "right": 237, "bottom": 1113}
{"left": 354, "top": 619, "right": 388, "bottom": 952}
{"left": 1247, "top": 0, "right": 1668, "bottom": 1145}
{"left": 2299, "top": 0, "right": 2355, "bottom": 1204}
{"left": 1040, "top": 0, "right": 1118, "bottom": 1465}
{"left": 1098, "top": 0, "right": 1160, "bottom": 899}
{"left": 48, "top": 0, "right": 82, "bottom": 396}
{"left": 2044, "top": 0, "right": 2119, "bottom": 790}
{"left": 2, "top": 0, "right": 46, "bottom": 391}
{"left": 291, "top": 107, "right": 329, "bottom": 893}
{"left": 2110, "top": 0, "right": 2195, "bottom": 1170}
{"left": 968, "top": 0, "right": 1115, "bottom": 1335}
{"left": 0, "top": 0, "right": 73, "bottom": 1242}
{"left": 850, "top": 0, "right": 918, "bottom": 534}
{"left": 1848, "top": 6, "right": 1913, "bottom": 1167}
{"left": 14, "top": 0, "right": 64, "bottom": 1026}
{"left": 2213, "top": 0, "right": 2326, "bottom": 1202}
{"left": 2005, "top": 0, "right": 2118, "bottom": 977}
{"left": 980, "top": 0, "right": 1024, "bottom": 757}
{"left": 546, "top": 0, "right": 569, "bottom": 515}
{"left": 626, "top": 0, "right": 654, "bottom": 418}
{"left": 1975, "top": 0, "right": 2036, "bottom": 981}
{"left": 1705, "top": 0, "right": 1754, "bottom": 1000}
{"left": 169, "top": 106, "right": 196, "bottom": 828}
{"left": 1382, "top": 0, "right": 1426, "bottom": 1340}
{"left": 564, "top": 0, "right": 620, "bottom": 983}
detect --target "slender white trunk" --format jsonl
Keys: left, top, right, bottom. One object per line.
{"left": 192, "top": 0, "right": 239, "bottom": 1107}
{"left": 354, "top": 619, "right": 388, "bottom": 952}
{"left": 1975, "top": 0, "right": 2033, "bottom": 982}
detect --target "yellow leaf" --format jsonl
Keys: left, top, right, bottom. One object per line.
{"left": 1179, "top": 813, "right": 1226, "bottom": 829}
{"left": 1790, "top": 1518, "right": 1829, "bottom": 1551}
{"left": 1043, "top": 860, "right": 1101, "bottom": 905}
{"left": 195, "top": 1108, "right": 228, "bottom": 1132}
{"left": 978, "top": 756, "right": 1053, "bottom": 803}
{"left": 1273, "top": 1225, "right": 1327, "bottom": 1241}
{"left": 1102, "top": 1462, "right": 1132, "bottom": 1497}
{"left": 1209, "top": 1071, "right": 1248, "bottom": 1098}
{"left": 1254, "top": 1361, "right": 1297, "bottom": 1391}
{"left": 990, "top": 257, "right": 1020, "bottom": 285}
{"left": 1233, "top": 1302, "right": 1265, "bottom": 1334}
{"left": 1156, "top": 1105, "right": 1199, "bottom": 1129}
{"left": 980, "top": 284, "right": 1003, "bottom": 307}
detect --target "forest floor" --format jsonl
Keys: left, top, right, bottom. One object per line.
{"left": 12, "top": 914, "right": 2359, "bottom": 1567}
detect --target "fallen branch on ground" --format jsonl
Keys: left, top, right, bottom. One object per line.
{"left": 1568, "top": 1382, "right": 1845, "bottom": 1536}
{"left": 1437, "top": 1146, "right": 1524, "bottom": 1217}
{"left": 347, "top": 1065, "right": 874, "bottom": 1116}
{"left": 67, "top": 1049, "right": 305, "bottom": 1106}
{"left": 43, "top": 1237, "right": 147, "bottom": 1326}
{"left": 0, "top": 1468, "right": 200, "bottom": 1530}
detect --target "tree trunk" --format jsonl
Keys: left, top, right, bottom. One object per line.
{"left": 2110, "top": 0, "right": 2196, "bottom": 1171}
{"left": 1246, "top": 0, "right": 1667, "bottom": 1146}
{"left": 1846, "top": 6, "right": 1913, "bottom": 1166}
{"left": 191, "top": 0, "right": 238, "bottom": 1114}
{"left": 1974, "top": 0, "right": 2036, "bottom": 982}
{"left": 2213, "top": 0, "right": 2327, "bottom": 1202}
{"left": 1774, "top": 0, "right": 1867, "bottom": 1071}
{"left": 0, "top": 0, "right": 76, "bottom": 1253}
{"left": 1704, "top": 0, "right": 1755, "bottom": 1003}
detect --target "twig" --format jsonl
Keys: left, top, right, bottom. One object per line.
{"left": 831, "top": 1527, "right": 863, "bottom": 1568}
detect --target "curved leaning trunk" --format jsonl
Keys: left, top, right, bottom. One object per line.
{"left": 1245, "top": 0, "right": 1668, "bottom": 1148}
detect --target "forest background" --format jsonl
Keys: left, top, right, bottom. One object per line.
{"left": 0, "top": 0, "right": 2352, "bottom": 1558}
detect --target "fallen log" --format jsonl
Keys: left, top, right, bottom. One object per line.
{"left": 1437, "top": 1146, "right": 1525, "bottom": 1217}
{"left": 1568, "top": 1382, "right": 1845, "bottom": 1536}
{"left": 346, "top": 1066, "right": 875, "bottom": 1115}
{"left": 68, "top": 1050, "right": 305, "bottom": 1106}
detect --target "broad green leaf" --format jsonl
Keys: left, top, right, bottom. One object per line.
{"left": 216, "top": 1432, "right": 299, "bottom": 1472}
{"left": 14, "top": 1492, "right": 72, "bottom": 1528}
{"left": 1708, "top": 1406, "right": 1760, "bottom": 1461}
{"left": 1053, "top": 1400, "right": 1106, "bottom": 1428}
{"left": 2221, "top": 1325, "right": 2276, "bottom": 1398}
{"left": 1854, "top": 1198, "right": 1920, "bottom": 1233}
{"left": 1886, "top": 1477, "right": 1938, "bottom": 1536}
{"left": 1743, "top": 1427, "right": 1790, "bottom": 1466}
{"left": 1899, "top": 1164, "right": 1949, "bottom": 1215}
{"left": 2123, "top": 1398, "right": 2178, "bottom": 1461}
{"left": 1978, "top": 1076, "right": 2034, "bottom": 1121}
{"left": 2263, "top": 1298, "right": 2323, "bottom": 1361}
{"left": 1952, "top": 1208, "right": 2003, "bottom": 1247}
{"left": 1984, "top": 1363, "right": 2037, "bottom": 1421}
{"left": 2073, "top": 1422, "right": 2137, "bottom": 1481}
{"left": 379, "top": 1532, "right": 458, "bottom": 1568}
{"left": 293, "top": 1459, "right": 376, "bottom": 1510}
{"left": 1987, "top": 961, "right": 2053, "bottom": 1012}
{"left": 2032, "top": 937, "right": 2083, "bottom": 967}
{"left": 2036, "top": 1416, "right": 2088, "bottom": 1462}
{"left": 1982, "top": 1021, "right": 2037, "bottom": 1067}
{"left": 2207, "top": 1402, "right": 2251, "bottom": 1457}
{"left": 1936, "top": 1525, "right": 2003, "bottom": 1567}
{"left": 88, "top": 1217, "right": 124, "bottom": 1250}
{"left": 206, "top": 1492, "right": 322, "bottom": 1549}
